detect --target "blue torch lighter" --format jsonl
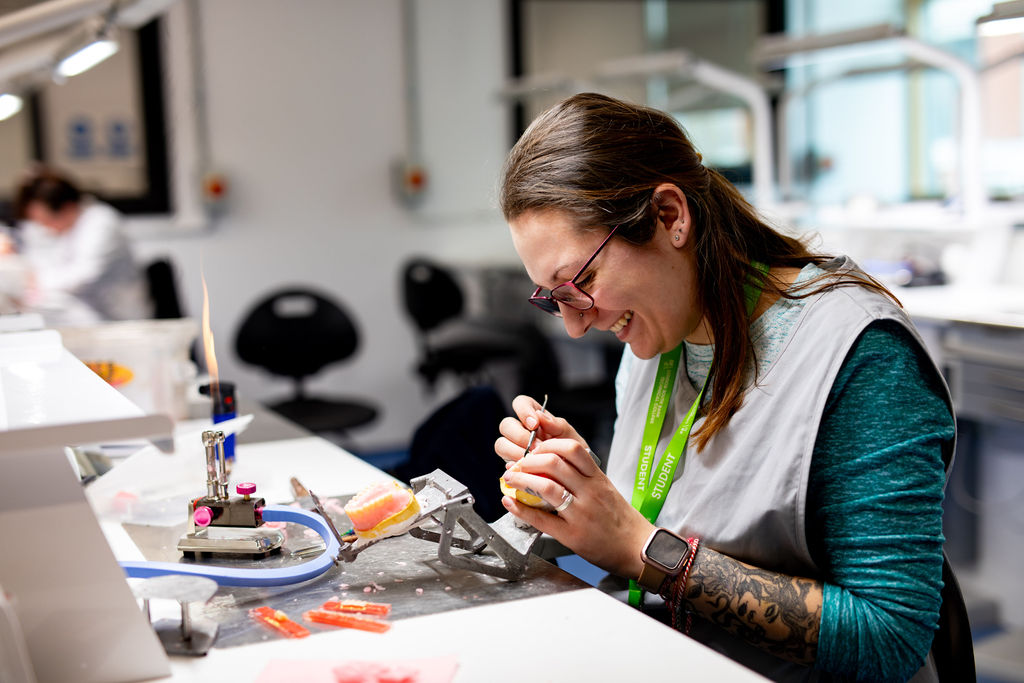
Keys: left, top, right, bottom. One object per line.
{"left": 200, "top": 381, "right": 237, "bottom": 464}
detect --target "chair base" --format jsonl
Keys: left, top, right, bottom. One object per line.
{"left": 267, "top": 397, "right": 377, "bottom": 435}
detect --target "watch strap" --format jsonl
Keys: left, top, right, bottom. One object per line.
{"left": 637, "top": 561, "right": 669, "bottom": 594}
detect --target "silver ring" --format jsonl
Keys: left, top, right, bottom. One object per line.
{"left": 554, "top": 489, "right": 574, "bottom": 513}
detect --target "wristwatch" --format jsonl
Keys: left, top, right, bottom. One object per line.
{"left": 638, "top": 527, "right": 691, "bottom": 595}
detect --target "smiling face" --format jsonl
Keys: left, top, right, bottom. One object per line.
{"left": 510, "top": 194, "right": 704, "bottom": 359}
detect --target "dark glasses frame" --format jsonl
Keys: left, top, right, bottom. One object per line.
{"left": 528, "top": 224, "right": 620, "bottom": 317}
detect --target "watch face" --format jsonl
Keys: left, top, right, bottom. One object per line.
{"left": 646, "top": 529, "right": 689, "bottom": 571}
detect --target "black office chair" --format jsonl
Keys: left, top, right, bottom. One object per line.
{"left": 543, "top": 337, "right": 619, "bottom": 462}
{"left": 934, "top": 550, "right": 975, "bottom": 681}
{"left": 934, "top": 426, "right": 976, "bottom": 682}
{"left": 234, "top": 287, "right": 378, "bottom": 441}
{"left": 145, "top": 257, "right": 184, "bottom": 319}
{"left": 401, "top": 258, "right": 542, "bottom": 394}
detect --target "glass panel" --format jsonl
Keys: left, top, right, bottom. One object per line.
{"left": 515, "top": 0, "right": 771, "bottom": 197}
{"left": 652, "top": 1, "right": 763, "bottom": 188}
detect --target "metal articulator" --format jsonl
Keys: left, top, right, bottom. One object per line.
{"left": 328, "top": 469, "right": 543, "bottom": 581}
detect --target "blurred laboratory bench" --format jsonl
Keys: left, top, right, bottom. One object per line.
{"left": 896, "top": 284, "right": 1024, "bottom": 682}
{"left": 896, "top": 284, "right": 1024, "bottom": 330}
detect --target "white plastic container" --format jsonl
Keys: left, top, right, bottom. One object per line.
{"left": 58, "top": 318, "right": 199, "bottom": 420}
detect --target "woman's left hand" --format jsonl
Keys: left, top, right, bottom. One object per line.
{"left": 499, "top": 436, "right": 654, "bottom": 579}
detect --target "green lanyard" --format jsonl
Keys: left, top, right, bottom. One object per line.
{"left": 628, "top": 263, "right": 767, "bottom": 607}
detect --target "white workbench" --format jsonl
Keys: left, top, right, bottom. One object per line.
{"left": 166, "top": 588, "right": 758, "bottom": 682}
{"left": 144, "top": 432, "right": 764, "bottom": 682}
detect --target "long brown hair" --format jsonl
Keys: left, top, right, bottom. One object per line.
{"left": 500, "top": 92, "right": 895, "bottom": 450}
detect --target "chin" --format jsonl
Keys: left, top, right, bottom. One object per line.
{"left": 628, "top": 342, "right": 659, "bottom": 361}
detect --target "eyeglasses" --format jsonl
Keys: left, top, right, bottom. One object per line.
{"left": 528, "top": 224, "right": 620, "bottom": 317}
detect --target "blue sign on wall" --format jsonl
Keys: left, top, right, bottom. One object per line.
{"left": 66, "top": 116, "right": 94, "bottom": 159}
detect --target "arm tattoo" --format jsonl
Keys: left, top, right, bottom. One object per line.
{"left": 680, "top": 546, "right": 823, "bottom": 664}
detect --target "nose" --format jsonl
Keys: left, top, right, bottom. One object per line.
{"left": 561, "top": 306, "right": 590, "bottom": 338}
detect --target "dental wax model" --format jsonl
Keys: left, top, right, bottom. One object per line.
{"left": 304, "top": 609, "right": 391, "bottom": 633}
{"left": 499, "top": 462, "right": 554, "bottom": 511}
{"left": 344, "top": 481, "right": 421, "bottom": 540}
{"left": 249, "top": 606, "right": 310, "bottom": 638}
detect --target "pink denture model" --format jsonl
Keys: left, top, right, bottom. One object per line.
{"left": 343, "top": 481, "right": 421, "bottom": 540}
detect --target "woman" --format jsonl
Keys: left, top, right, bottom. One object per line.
{"left": 494, "top": 93, "right": 954, "bottom": 682}
{"left": 13, "top": 166, "right": 151, "bottom": 323}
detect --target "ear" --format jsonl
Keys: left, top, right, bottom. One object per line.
{"left": 652, "top": 182, "right": 692, "bottom": 249}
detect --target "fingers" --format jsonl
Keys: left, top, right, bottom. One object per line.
{"left": 511, "top": 394, "right": 547, "bottom": 431}
{"left": 495, "top": 395, "right": 595, "bottom": 479}
{"left": 501, "top": 468, "right": 569, "bottom": 510}
{"left": 521, "top": 438, "right": 601, "bottom": 479}
{"left": 494, "top": 432, "right": 525, "bottom": 464}
{"left": 495, "top": 394, "right": 554, "bottom": 464}
{"left": 501, "top": 495, "right": 565, "bottom": 535}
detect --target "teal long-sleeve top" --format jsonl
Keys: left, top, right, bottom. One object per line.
{"left": 634, "top": 265, "right": 955, "bottom": 680}
{"left": 807, "top": 319, "right": 953, "bottom": 681}
{"left": 677, "top": 296, "right": 954, "bottom": 681}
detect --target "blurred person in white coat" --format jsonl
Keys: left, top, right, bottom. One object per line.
{"left": 10, "top": 166, "right": 151, "bottom": 324}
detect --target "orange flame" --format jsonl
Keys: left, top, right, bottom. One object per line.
{"left": 201, "top": 268, "right": 219, "bottom": 395}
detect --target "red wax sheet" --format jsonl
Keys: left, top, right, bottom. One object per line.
{"left": 254, "top": 655, "right": 459, "bottom": 683}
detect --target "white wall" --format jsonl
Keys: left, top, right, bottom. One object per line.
{"left": 132, "top": 0, "right": 515, "bottom": 451}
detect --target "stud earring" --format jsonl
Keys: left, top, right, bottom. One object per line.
{"left": 579, "top": 312, "right": 584, "bottom": 319}
{"left": 674, "top": 234, "right": 680, "bottom": 241}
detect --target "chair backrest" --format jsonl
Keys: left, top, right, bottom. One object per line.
{"left": 234, "top": 287, "right": 359, "bottom": 381}
{"left": 391, "top": 385, "right": 509, "bottom": 522}
{"left": 145, "top": 258, "right": 183, "bottom": 319}
{"left": 402, "top": 258, "right": 464, "bottom": 334}
{"left": 934, "top": 552, "right": 975, "bottom": 682}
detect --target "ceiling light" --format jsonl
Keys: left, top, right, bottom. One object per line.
{"left": 0, "top": 92, "right": 23, "bottom": 121}
{"left": 978, "top": 1, "right": 1024, "bottom": 37}
{"left": 56, "top": 34, "right": 118, "bottom": 78}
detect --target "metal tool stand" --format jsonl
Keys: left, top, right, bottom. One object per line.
{"left": 133, "top": 575, "right": 219, "bottom": 656}
{"left": 332, "top": 469, "right": 543, "bottom": 581}
{"left": 177, "top": 431, "right": 284, "bottom": 558}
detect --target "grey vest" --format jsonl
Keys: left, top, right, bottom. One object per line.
{"left": 607, "top": 257, "right": 951, "bottom": 681}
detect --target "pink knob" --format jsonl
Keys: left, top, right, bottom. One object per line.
{"left": 194, "top": 506, "right": 213, "bottom": 527}
{"left": 236, "top": 482, "right": 257, "bottom": 496}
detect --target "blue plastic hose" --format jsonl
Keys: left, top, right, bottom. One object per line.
{"left": 120, "top": 505, "right": 340, "bottom": 587}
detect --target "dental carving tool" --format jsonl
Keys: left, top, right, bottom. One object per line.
{"left": 523, "top": 393, "right": 548, "bottom": 457}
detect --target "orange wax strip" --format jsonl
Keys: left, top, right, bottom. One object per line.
{"left": 321, "top": 599, "right": 391, "bottom": 616}
{"left": 249, "top": 606, "right": 310, "bottom": 638}
{"left": 84, "top": 361, "right": 134, "bottom": 387}
{"left": 303, "top": 609, "right": 391, "bottom": 633}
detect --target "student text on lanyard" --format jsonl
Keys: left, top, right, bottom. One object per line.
{"left": 628, "top": 263, "right": 768, "bottom": 607}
